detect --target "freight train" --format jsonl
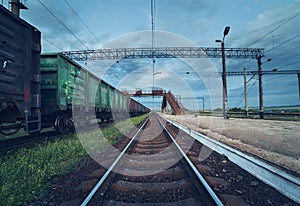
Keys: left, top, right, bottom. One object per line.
{"left": 0, "top": 5, "right": 150, "bottom": 135}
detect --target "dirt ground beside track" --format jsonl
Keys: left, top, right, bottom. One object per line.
{"left": 160, "top": 113, "right": 300, "bottom": 174}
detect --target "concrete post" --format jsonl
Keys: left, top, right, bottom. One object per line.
{"left": 257, "top": 56, "right": 264, "bottom": 119}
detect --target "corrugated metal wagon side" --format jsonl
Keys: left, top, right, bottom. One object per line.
{"left": 40, "top": 53, "right": 82, "bottom": 133}
{"left": 98, "top": 80, "right": 112, "bottom": 121}
{"left": 0, "top": 5, "right": 41, "bottom": 135}
{"left": 111, "top": 89, "right": 128, "bottom": 120}
{"left": 127, "top": 98, "right": 151, "bottom": 117}
{"left": 40, "top": 52, "right": 150, "bottom": 134}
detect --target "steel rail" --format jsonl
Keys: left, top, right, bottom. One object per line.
{"left": 81, "top": 117, "right": 149, "bottom": 206}
{"left": 163, "top": 116, "right": 300, "bottom": 204}
{"left": 156, "top": 116, "right": 223, "bottom": 206}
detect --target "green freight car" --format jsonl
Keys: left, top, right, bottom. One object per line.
{"left": 40, "top": 53, "right": 128, "bottom": 133}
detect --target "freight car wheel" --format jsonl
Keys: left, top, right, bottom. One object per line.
{"left": 55, "top": 115, "right": 74, "bottom": 134}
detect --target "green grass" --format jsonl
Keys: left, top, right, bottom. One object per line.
{"left": 0, "top": 114, "right": 149, "bottom": 206}
{"left": 0, "top": 134, "right": 85, "bottom": 205}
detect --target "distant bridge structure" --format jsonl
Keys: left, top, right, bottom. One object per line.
{"left": 123, "top": 88, "right": 184, "bottom": 115}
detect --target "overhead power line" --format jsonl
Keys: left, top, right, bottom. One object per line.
{"left": 61, "top": 0, "right": 110, "bottom": 69}
{"left": 247, "top": 11, "right": 300, "bottom": 47}
{"left": 151, "top": 0, "right": 156, "bottom": 50}
{"left": 37, "top": 0, "right": 90, "bottom": 50}
{"left": 264, "top": 75, "right": 289, "bottom": 82}
{"left": 42, "top": 37, "right": 63, "bottom": 51}
{"left": 277, "top": 61, "right": 300, "bottom": 69}
{"left": 235, "top": 11, "right": 300, "bottom": 69}
{"left": 266, "top": 33, "right": 300, "bottom": 53}
{"left": 270, "top": 45, "right": 299, "bottom": 59}
{"left": 63, "top": 0, "right": 103, "bottom": 48}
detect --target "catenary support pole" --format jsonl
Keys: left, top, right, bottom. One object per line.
{"left": 244, "top": 67, "right": 249, "bottom": 117}
{"left": 298, "top": 73, "right": 300, "bottom": 101}
{"left": 257, "top": 56, "right": 264, "bottom": 119}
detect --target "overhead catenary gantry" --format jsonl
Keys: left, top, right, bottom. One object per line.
{"left": 62, "top": 47, "right": 264, "bottom": 61}
{"left": 62, "top": 46, "right": 267, "bottom": 118}
{"left": 224, "top": 70, "right": 300, "bottom": 76}
{"left": 225, "top": 69, "right": 300, "bottom": 109}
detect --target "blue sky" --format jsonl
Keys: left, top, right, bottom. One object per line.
{"left": 3, "top": 0, "right": 299, "bottom": 110}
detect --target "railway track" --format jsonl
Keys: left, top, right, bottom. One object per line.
{"left": 82, "top": 114, "right": 221, "bottom": 205}
{"left": 21, "top": 112, "right": 298, "bottom": 205}
{"left": 77, "top": 113, "right": 299, "bottom": 206}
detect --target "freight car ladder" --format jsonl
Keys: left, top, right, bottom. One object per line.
{"left": 25, "top": 110, "right": 41, "bottom": 134}
{"left": 24, "top": 73, "right": 42, "bottom": 134}
{"left": 162, "top": 91, "right": 184, "bottom": 115}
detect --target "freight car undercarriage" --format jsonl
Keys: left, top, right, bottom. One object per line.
{"left": 0, "top": 108, "right": 149, "bottom": 136}
{"left": 47, "top": 109, "right": 148, "bottom": 134}
{"left": 0, "top": 121, "right": 23, "bottom": 136}
{"left": 0, "top": 99, "right": 39, "bottom": 135}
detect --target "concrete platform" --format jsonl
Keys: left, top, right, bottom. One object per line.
{"left": 161, "top": 113, "right": 300, "bottom": 174}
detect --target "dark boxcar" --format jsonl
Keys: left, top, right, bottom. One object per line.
{"left": 127, "top": 98, "right": 149, "bottom": 117}
{"left": 0, "top": 5, "right": 41, "bottom": 135}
